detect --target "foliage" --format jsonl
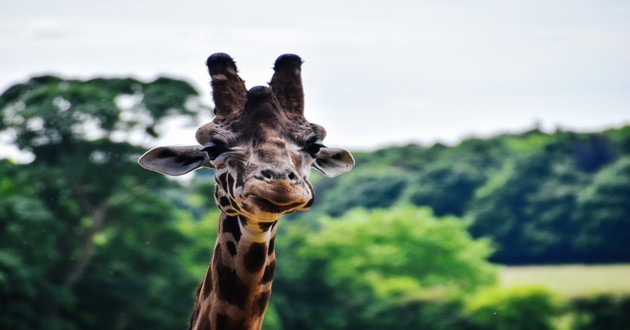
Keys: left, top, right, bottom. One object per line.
{"left": 316, "top": 170, "right": 409, "bottom": 216}
{"left": 465, "top": 286, "right": 559, "bottom": 330}
{"left": 2, "top": 75, "right": 630, "bottom": 329}
{"left": 573, "top": 156, "right": 630, "bottom": 262}
{"left": 0, "top": 76, "right": 208, "bottom": 329}
{"left": 301, "top": 128, "right": 630, "bottom": 264}
{"left": 272, "top": 205, "right": 496, "bottom": 330}
{"left": 569, "top": 295, "right": 630, "bottom": 330}
{"left": 408, "top": 161, "right": 485, "bottom": 216}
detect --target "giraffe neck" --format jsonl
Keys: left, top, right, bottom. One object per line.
{"left": 189, "top": 212, "right": 277, "bottom": 330}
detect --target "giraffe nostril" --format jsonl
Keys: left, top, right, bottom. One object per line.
{"left": 261, "top": 169, "right": 274, "bottom": 180}
{"left": 258, "top": 169, "right": 299, "bottom": 182}
{"left": 288, "top": 171, "right": 298, "bottom": 181}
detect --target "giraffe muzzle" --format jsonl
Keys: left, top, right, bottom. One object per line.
{"left": 243, "top": 180, "right": 311, "bottom": 214}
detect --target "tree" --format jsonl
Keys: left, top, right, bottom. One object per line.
{"left": 0, "top": 76, "right": 209, "bottom": 329}
{"left": 573, "top": 156, "right": 630, "bottom": 262}
{"left": 468, "top": 136, "right": 597, "bottom": 264}
{"left": 316, "top": 169, "right": 409, "bottom": 217}
{"left": 409, "top": 161, "right": 485, "bottom": 217}
{"left": 272, "top": 205, "right": 496, "bottom": 330}
{"left": 466, "top": 286, "right": 559, "bottom": 330}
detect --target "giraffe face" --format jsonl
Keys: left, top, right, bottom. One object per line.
{"left": 196, "top": 88, "right": 330, "bottom": 221}
{"left": 139, "top": 53, "right": 354, "bottom": 222}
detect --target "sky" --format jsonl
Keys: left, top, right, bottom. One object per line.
{"left": 1, "top": 0, "right": 629, "bottom": 151}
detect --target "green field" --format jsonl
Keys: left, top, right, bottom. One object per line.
{"left": 499, "top": 264, "right": 630, "bottom": 298}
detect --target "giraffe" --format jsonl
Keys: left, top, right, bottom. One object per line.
{"left": 138, "top": 53, "right": 354, "bottom": 330}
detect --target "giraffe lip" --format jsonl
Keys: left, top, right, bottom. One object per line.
{"left": 246, "top": 194, "right": 305, "bottom": 213}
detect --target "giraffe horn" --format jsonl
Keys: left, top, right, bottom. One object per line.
{"left": 270, "top": 54, "right": 304, "bottom": 116}
{"left": 206, "top": 53, "right": 247, "bottom": 117}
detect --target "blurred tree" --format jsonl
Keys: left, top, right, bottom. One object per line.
{"left": 573, "top": 156, "right": 630, "bottom": 262}
{"left": 294, "top": 128, "right": 630, "bottom": 265}
{"left": 468, "top": 135, "right": 599, "bottom": 264}
{"left": 570, "top": 295, "right": 630, "bottom": 330}
{"left": 316, "top": 169, "right": 409, "bottom": 216}
{"left": 0, "top": 76, "right": 209, "bottom": 329}
{"left": 466, "top": 286, "right": 559, "bottom": 330}
{"left": 272, "top": 205, "right": 496, "bottom": 330}
{"left": 409, "top": 162, "right": 485, "bottom": 217}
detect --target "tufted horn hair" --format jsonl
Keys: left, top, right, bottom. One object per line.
{"left": 269, "top": 54, "right": 304, "bottom": 116}
{"left": 206, "top": 53, "right": 247, "bottom": 117}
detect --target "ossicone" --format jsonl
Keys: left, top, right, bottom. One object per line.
{"left": 206, "top": 52, "right": 247, "bottom": 118}
{"left": 273, "top": 54, "right": 303, "bottom": 72}
{"left": 206, "top": 53, "right": 238, "bottom": 75}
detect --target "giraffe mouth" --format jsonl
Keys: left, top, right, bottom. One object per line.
{"left": 246, "top": 194, "right": 307, "bottom": 214}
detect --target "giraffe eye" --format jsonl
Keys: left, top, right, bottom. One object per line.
{"left": 202, "top": 144, "right": 228, "bottom": 160}
{"left": 302, "top": 143, "right": 325, "bottom": 158}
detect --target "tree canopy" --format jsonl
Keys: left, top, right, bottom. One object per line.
{"left": 302, "top": 128, "right": 630, "bottom": 264}
{"left": 273, "top": 206, "right": 496, "bottom": 330}
{"left": 0, "top": 75, "right": 208, "bottom": 329}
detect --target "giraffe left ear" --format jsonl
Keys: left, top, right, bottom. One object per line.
{"left": 138, "top": 146, "right": 210, "bottom": 176}
{"left": 313, "top": 147, "right": 355, "bottom": 178}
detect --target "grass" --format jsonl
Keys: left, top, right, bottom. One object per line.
{"left": 498, "top": 264, "right": 630, "bottom": 298}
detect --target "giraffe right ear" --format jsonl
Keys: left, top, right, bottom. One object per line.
{"left": 138, "top": 146, "right": 210, "bottom": 176}
{"left": 313, "top": 147, "right": 355, "bottom": 178}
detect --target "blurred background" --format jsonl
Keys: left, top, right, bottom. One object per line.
{"left": 1, "top": 1, "right": 629, "bottom": 329}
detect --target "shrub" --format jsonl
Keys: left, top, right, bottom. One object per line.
{"left": 465, "top": 286, "right": 559, "bottom": 330}
{"left": 570, "top": 294, "right": 630, "bottom": 330}
{"left": 273, "top": 205, "right": 496, "bottom": 330}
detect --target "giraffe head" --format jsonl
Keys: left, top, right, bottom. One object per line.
{"left": 139, "top": 53, "right": 354, "bottom": 222}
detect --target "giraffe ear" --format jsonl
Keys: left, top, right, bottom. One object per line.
{"left": 138, "top": 146, "right": 210, "bottom": 176}
{"left": 313, "top": 147, "right": 355, "bottom": 178}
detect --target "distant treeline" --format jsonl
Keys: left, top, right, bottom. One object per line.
{"left": 296, "top": 125, "right": 630, "bottom": 265}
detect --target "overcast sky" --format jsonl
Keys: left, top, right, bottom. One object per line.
{"left": 1, "top": 0, "right": 629, "bottom": 151}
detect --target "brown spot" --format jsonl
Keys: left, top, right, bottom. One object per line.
{"left": 235, "top": 171, "right": 245, "bottom": 189}
{"left": 226, "top": 173, "right": 235, "bottom": 197}
{"left": 258, "top": 220, "right": 277, "bottom": 232}
{"left": 244, "top": 242, "right": 267, "bottom": 273}
{"left": 219, "top": 196, "right": 231, "bottom": 208}
{"left": 268, "top": 236, "right": 275, "bottom": 256}
{"left": 218, "top": 172, "right": 229, "bottom": 193}
{"left": 201, "top": 268, "right": 213, "bottom": 298}
{"left": 216, "top": 313, "right": 247, "bottom": 330}
{"left": 215, "top": 262, "right": 250, "bottom": 307}
{"left": 256, "top": 291, "right": 271, "bottom": 316}
{"left": 212, "top": 244, "right": 222, "bottom": 267}
{"left": 226, "top": 241, "right": 237, "bottom": 257}
{"left": 261, "top": 260, "right": 275, "bottom": 284}
{"left": 222, "top": 215, "right": 241, "bottom": 242}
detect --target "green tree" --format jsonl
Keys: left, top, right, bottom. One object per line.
{"left": 0, "top": 76, "right": 208, "bottom": 329}
{"left": 409, "top": 161, "right": 485, "bottom": 216}
{"left": 468, "top": 135, "right": 597, "bottom": 264}
{"left": 570, "top": 295, "right": 630, "bottom": 330}
{"left": 573, "top": 156, "right": 630, "bottom": 262}
{"left": 273, "top": 205, "right": 496, "bottom": 330}
{"left": 466, "top": 286, "right": 559, "bottom": 330}
{"left": 316, "top": 170, "right": 409, "bottom": 216}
